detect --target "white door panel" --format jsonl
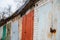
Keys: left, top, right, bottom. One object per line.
{"left": 33, "top": 0, "right": 60, "bottom": 40}
{"left": 11, "top": 21, "right": 19, "bottom": 40}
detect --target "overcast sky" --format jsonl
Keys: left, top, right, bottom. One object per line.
{"left": 0, "top": 0, "right": 26, "bottom": 19}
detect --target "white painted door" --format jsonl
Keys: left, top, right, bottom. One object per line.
{"left": 11, "top": 20, "right": 19, "bottom": 40}
{"left": 33, "top": 0, "right": 60, "bottom": 40}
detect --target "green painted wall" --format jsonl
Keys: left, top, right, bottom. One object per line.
{"left": 2, "top": 25, "right": 6, "bottom": 40}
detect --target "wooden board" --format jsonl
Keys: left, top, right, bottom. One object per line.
{"left": 18, "top": 18, "right": 22, "bottom": 40}
{"left": 6, "top": 22, "right": 11, "bottom": 40}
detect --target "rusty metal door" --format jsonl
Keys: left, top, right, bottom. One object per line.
{"left": 33, "top": 0, "right": 60, "bottom": 40}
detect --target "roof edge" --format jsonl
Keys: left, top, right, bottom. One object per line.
{"left": 0, "top": 0, "right": 39, "bottom": 27}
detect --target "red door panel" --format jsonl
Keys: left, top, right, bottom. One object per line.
{"left": 22, "top": 10, "right": 34, "bottom": 40}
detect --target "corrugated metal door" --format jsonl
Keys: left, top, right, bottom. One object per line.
{"left": 22, "top": 10, "right": 34, "bottom": 40}
{"left": 11, "top": 20, "right": 19, "bottom": 40}
{"left": 34, "top": 0, "right": 60, "bottom": 40}
{"left": 34, "top": 2, "right": 52, "bottom": 40}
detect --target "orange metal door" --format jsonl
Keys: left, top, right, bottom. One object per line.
{"left": 22, "top": 10, "right": 34, "bottom": 40}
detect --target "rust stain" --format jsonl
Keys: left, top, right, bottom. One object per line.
{"left": 50, "top": 27, "right": 56, "bottom": 34}
{"left": 48, "top": 11, "right": 57, "bottom": 39}
{"left": 48, "top": 33, "right": 52, "bottom": 38}
{"left": 48, "top": 27, "right": 56, "bottom": 39}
